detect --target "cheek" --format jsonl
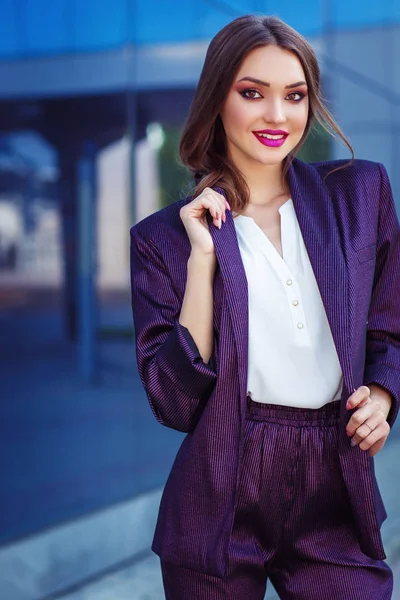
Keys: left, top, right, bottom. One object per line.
{"left": 225, "top": 106, "right": 245, "bottom": 132}
{"left": 222, "top": 98, "right": 254, "bottom": 133}
{"left": 294, "top": 101, "right": 309, "bottom": 130}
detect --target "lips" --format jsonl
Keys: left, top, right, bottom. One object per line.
{"left": 252, "top": 130, "right": 289, "bottom": 148}
{"left": 254, "top": 129, "right": 288, "bottom": 135}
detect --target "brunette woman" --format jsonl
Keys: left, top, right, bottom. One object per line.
{"left": 130, "top": 14, "right": 399, "bottom": 599}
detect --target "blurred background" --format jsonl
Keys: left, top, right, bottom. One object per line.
{"left": 0, "top": 1, "right": 399, "bottom": 599}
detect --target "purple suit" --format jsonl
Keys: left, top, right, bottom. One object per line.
{"left": 130, "top": 157, "right": 400, "bottom": 579}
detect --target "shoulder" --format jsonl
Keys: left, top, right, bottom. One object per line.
{"left": 130, "top": 195, "right": 192, "bottom": 244}
{"left": 311, "top": 157, "right": 382, "bottom": 177}
{"left": 310, "top": 158, "right": 385, "bottom": 191}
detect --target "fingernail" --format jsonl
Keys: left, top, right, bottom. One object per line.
{"left": 351, "top": 438, "right": 357, "bottom": 447}
{"left": 353, "top": 388, "right": 357, "bottom": 393}
{"left": 226, "top": 200, "right": 231, "bottom": 210}
{"left": 346, "top": 402, "right": 352, "bottom": 410}
{"left": 346, "top": 429, "right": 352, "bottom": 436}
{"left": 218, "top": 221, "right": 221, "bottom": 229}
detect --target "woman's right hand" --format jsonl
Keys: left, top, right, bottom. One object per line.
{"left": 179, "top": 188, "right": 231, "bottom": 255}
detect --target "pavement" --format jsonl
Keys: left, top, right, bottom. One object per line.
{"left": 1, "top": 288, "right": 400, "bottom": 599}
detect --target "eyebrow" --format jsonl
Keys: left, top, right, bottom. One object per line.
{"left": 237, "top": 76, "right": 307, "bottom": 89}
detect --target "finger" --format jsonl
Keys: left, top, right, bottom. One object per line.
{"left": 347, "top": 398, "right": 386, "bottom": 436}
{"left": 222, "top": 199, "right": 231, "bottom": 221}
{"left": 358, "top": 421, "right": 390, "bottom": 451}
{"left": 346, "top": 401, "right": 376, "bottom": 436}
{"left": 206, "top": 189, "right": 227, "bottom": 213}
{"left": 201, "top": 194, "right": 225, "bottom": 227}
{"left": 351, "top": 410, "right": 386, "bottom": 444}
{"left": 195, "top": 197, "right": 222, "bottom": 228}
{"left": 203, "top": 199, "right": 220, "bottom": 224}
{"left": 207, "top": 192, "right": 227, "bottom": 227}
{"left": 368, "top": 437, "right": 387, "bottom": 457}
{"left": 193, "top": 189, "right": 227, "bottom": 228}
{"left": 353, "top": 421, "right": 388, "bottom": 450}
{"left": 214, "top": 194, "right": 229, "bottom": 222}
{"left": 346, "top": 385, "right": 370, "bottom": 410}
{"left": 206, "top": 188, "right": 226, "bottom": 204}
{"left": 346, "top": 385, "right": 370, "bottom": 409}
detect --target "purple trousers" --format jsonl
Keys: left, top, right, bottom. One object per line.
{"left": 161, "top": 397, "right": 393, "bottom": 599}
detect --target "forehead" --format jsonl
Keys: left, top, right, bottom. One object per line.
{"left": 235, "top": 45, "right": 306, "bottom": 84}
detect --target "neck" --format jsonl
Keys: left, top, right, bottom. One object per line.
{"left": 245, "top": 163, "right": 290, "bottom": 206}
{"left": 229, "top": 151, "right": 290, "bottom": 206}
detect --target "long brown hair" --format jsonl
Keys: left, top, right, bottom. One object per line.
{"left": 179, "top": 14, "right": 354, "bottom": 211}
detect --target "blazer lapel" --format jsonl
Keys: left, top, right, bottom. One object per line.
{"left": 287, "top": 158, "right": 353, "bottom": 398}
{"left": 207, "top": 207, "right": 249, "bottom": 419}
{"left": 207, "top": 157, "right": 353, "bottom": 414}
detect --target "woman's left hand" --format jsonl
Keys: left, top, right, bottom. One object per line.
{"left": 346, "top": 385, "right": 392, "bottom": 457}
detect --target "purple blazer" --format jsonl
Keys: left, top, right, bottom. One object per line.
{"left": 130, "top": 157, "right": 400, "bottom": 578}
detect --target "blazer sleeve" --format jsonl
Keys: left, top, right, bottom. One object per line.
{"left": 363, "top": 163, "right": 400, "bottom": 429}
{"left": 130, "top": 226, "right": 218, "bottom": 432}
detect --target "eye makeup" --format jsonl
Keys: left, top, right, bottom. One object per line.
{"left": 238, "top": 88, "right": 307, "bottom": 101}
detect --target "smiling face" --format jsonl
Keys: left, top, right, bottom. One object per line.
{"left": 220, "top": 44, "right": 309, "bottom": 174}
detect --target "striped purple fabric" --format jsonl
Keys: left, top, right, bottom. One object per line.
{"left": 129, "top": 157, "right": 400, "bottom": 579}
{"left": 160, "top": 398, "right": 393, "bottom": 599}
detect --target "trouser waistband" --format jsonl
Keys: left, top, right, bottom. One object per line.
{"left": 246, "top": 396, "right": 341, "bottom": 427}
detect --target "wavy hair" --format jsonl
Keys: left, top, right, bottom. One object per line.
{"left": 179, "top": 14, "right": 354, "bottom": 211}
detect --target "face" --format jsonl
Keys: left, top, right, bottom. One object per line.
{"left": 220, "top": 45, "right": 309, "bottom": 172}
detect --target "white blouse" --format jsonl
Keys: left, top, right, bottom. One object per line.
{"left": 233, "top": 198, "right": 343, "bottom": 408}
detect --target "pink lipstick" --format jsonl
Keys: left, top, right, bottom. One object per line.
{"left": 252, "top": 129, "right": 289, "bottom": 148}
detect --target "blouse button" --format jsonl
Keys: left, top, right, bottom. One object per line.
{"left": 292, "top": 300, "right": 299, "bottom": 306}
{"left": 297, "top": 322, "right": 304, "bottom": 329}
{"left": 286, "top": 279, "right": 293, "bottom": 286}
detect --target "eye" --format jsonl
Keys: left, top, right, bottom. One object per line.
{"left": 286, "top": 91, "right": 306, "bottom": 102}
{"left": 239, "top": 88, "right": 263, "bottom": 100}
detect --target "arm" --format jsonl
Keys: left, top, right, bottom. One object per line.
{"left": 363, "top": 163, "right": 400, "bottom": 429}
{"left": 130, "top": 227, "right": 217, "bottom": 432}
{"left": 179, "top": 249, "right": 217, "bottom": 364}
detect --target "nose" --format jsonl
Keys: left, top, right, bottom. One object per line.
{"left": 263, "top": 99, "right": 286, "bottom": 125}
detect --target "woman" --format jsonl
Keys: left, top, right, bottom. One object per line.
{"left": 130, "top": 14, "right": 400, "bottom": 599}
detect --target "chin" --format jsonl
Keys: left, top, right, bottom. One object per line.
{"left": 253, "top": 151, "right": 289, "bottom": 166}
